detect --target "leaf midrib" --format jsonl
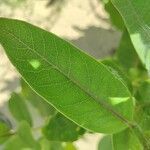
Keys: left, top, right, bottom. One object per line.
{"left": 1, "top": 27, "right": 133, "bottom": 128}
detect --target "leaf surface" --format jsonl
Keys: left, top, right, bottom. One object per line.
{"left": 111, "top": 0, "right": 150, "bottom": 72}
{"left": 21, "top": 79, "right": 55, "bottom": 117}
{"left": 0, "top": 18, "right": 133, "bottom": 133}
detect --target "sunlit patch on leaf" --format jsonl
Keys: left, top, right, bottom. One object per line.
{"left": 108, "top": 97, "right": 129, "bottom": 105}
{"left": 28, "top": 59, "right": 40, "bottom": 69}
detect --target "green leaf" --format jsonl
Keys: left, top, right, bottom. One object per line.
{"left": 98, "top": 135, "right": 113, "bottom": 150}
{"left": 0, "top": 18, "right": 133, "bottom": 133}
{"left": 21, "top": 79, "right": 55, "bottom": 117}
{"left": 101, "top": 0, "right": 125, "bottom": 30}
{"left": 116, "top": 30, "right": 139, "bottom": 70}
{"left": 4, "top": 121, "right": 40, "bottom": 150}
{"left": 4, "top": 135, "right": 28, "bottom": 150}
{"left": 113, "top": 128, "right": 143, "bottom": 150}
{"left": 134, "top": 105, "right": 150, "bottom": 139}
{"left": 136, "top": 80, "right": 150, "bottom": 104}
{"left": 43, "top": 113, "right": 85, "bottom": 142}
{"left": 64, "top": 143, "right": 76, "bottom": 150}
{"left": 101, "top": 59, "right": 133, "bottom": 93}
{"left": 39, "top": 138, "right": 51, "bottom": 150}
{"left": 39, "top": 138, "right": 64, "bottom": 150}
{"left": 9, "top": 93, "right": 32, "bottom": 126}
{"left": 0, "top": 117, "right": 12, "bottom": 144}
{"left": 111, "top": 0, "right": 150, "bottom": 72}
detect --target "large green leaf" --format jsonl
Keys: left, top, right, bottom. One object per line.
{"left": 0, "top": 18, "right": 133, "bottom": 133}
{"left": 9, "top": 93, "right": 32, "bottom": 126}
{"left": 39, "top": 138, "right": 64, "bottom": 150}
{"left": 113, "top": 128, "right": 143, "bottom": 150}
{"left": 43, "top": 113, "right": 85, "bottom": 142}
{"left": 101, "top": 59, "right": 132, "bottom": 93}
{"left": 111, "top": 0, "right": 150, "bottom": 72}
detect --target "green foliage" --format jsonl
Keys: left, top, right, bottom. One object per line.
{"left": 0, "top": 0, "right": 150, "bottom": 148}
{"left": 136, "top": 80, "right": 150, "bottom": 103}
{"left": 116, "top": 30, "right": 139, "bottom": 70}
{"left": 43, "top": 113, "right": 85, "bottom": 142}
{"left": 111, "top": 0, "right": 150, "bottom": 73}
{"left": 21, "top": 79, "right": 55, "bottom": 117}
{"left": 0, "top": 119, "right": 12, "bottom": 144}
{"left": 101, "top": 0, "right": 124, "bottom": 30}
{"left": 113, "top": 128, "right": 143, "bottom": 150}
{"left": 9, "top": 93, "right": 32, "bottom": 126}
{"left": 101, "top": 59, "right": 133, "bottom": 93}
{"left": 98, "top": 135, "right": 113, "bottom": 150}
{"left": 4, "top": 121, "right": 41, "bottom": 150}
{"left": 0, "top": 18, "right": 133, "bottom": 134}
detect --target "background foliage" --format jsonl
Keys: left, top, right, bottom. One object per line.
{"left": 0, "top": 0, "right": 150, "bottom": 149}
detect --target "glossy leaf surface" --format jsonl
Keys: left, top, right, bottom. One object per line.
{"left": 0, "top": 18, "right": 133, "bottom": 133}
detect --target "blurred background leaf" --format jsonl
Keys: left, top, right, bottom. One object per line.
{"left": 9, "top": 92, "right": 32, "bottom": 126}
{"left": 43, "top": 113, "right": 85, "bottom": 142}
{"left": 4, "top": 121, "right": 41, "bottom": 150}
{"left": 0, "top": 115, "right": 12, "bottom": 144}
{"left": 98, "top": 135, "right": 113, "bottom": 150}
{"left": 113, "top": 128, "right": 143, "bottom": 150}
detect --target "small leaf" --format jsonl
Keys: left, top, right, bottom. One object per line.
{"left": 43, "top": 113, "right": 85, "bottom": 142}
{"left": 39, "top": 138, "right": 64, "bottom": 150}
{"left": 9, "top": 93, "right": 32, "bottom": 126}
{"left": 64, "top": 143, "right": 76, "bottom": 150}
{"left": 0, "top": 116, "right": 12, "bottom": 144}
{"left": 113, "top": 128, "right": 143, "bottom": 150}
{"left": 0, "top": 18, "right": 133, "bottom": 133}
{"left": 111, "top": 0, "right": 150, "bottom": 72}
{"left": 135, "top": 80, "right": 150, "bottom": 104}
{"left": 4, "top": 135, "right": 27, "bottom": 150}
{"left": 5, "top": 121, "right": 41, "bottom": 150}
{"left": 98, "top": 135, "right": 113, "bottom": 150}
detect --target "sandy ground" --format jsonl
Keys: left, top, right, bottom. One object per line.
{"left": 0, "top": 0, "right": 121, "bottom": 149}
